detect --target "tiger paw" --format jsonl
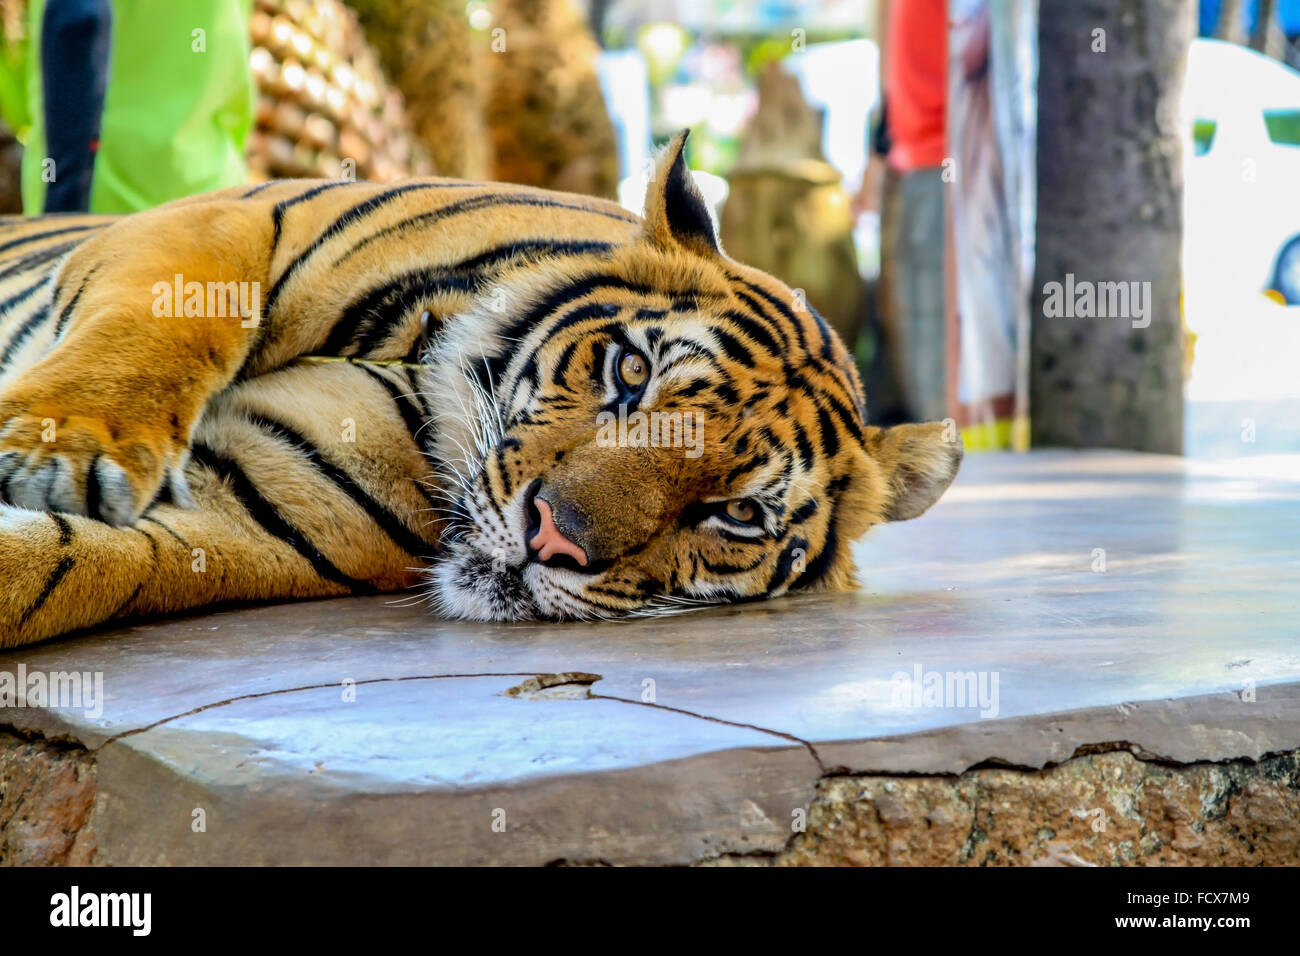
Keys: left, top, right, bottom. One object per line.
{"left": 0, "top": 404, "right": 194, "bottom": 526}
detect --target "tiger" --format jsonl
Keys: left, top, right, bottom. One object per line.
{"left": 0, "top": 131, "right": 962, "bottom": 648}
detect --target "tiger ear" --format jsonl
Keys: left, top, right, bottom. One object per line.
{"left": 863, "top": 422, "right": 964, "bottom": 521}
{"left": 642, "top": 129, "right": 720, "bottom": 257}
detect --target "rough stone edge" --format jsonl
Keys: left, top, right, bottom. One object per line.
{"left": 697, "top": 745, "right": 1300, "bottom": 867}
{"left": 88, "top": 734, "right": 823, "bottom": 866}
{"left": 0, "top": 727, "right": 98, "bottom": 866}
{"left": 6, "top": 682, "right": 1300, "bottom": 866}
{"left": 812, "top": 683, "right": 1300, "bottom": 774}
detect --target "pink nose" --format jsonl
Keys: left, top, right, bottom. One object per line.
{"left": 529, "top": 497, "right": 588, "bottom": 566}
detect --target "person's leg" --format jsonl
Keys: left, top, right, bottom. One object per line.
{"left": 864, "top": 164, "right": 909, "bottom": 426}
{"left": 40, "top": 0, "right": 113, "bottom": 213}
{"left": 895, "top": 166, "right": 948, "bottom": 422}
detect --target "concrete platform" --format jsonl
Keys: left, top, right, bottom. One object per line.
{"left": 1, "top": 450, "right": 1298, "bottom": 865}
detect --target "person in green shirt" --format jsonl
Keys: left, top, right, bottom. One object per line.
{"left": 5, "top": 0, "right": 254, "bottom": 214}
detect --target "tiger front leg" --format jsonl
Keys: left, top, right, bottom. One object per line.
{"left": 0, "top": 203, "right": 271, "bottom": 525}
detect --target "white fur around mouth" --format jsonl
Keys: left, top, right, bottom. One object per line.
{"left": 424, "top": 542, "right": 539, "bottom": 621}
{"left": 424, "top": 544, "right": 607, "bottom": 621}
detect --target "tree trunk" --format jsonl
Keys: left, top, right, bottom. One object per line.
{"left": 1249, "top": 0, "right": 1275, "bottom": 51}
{"left": 1030, "top": 0, "right": 1192, "bottom": 453}
{"left": 1215, "top": 0, "right": 1246, "bottom": 42}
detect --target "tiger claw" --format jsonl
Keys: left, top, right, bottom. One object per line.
{"left": 0, "top": 447, "right": 141, "bottom": 525}
{"left": 0, "top": 400, "right": 182, "bottom": 525}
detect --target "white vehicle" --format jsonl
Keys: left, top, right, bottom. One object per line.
{"left": 1183, "top": 38, "right": 1300, "bottom": 304}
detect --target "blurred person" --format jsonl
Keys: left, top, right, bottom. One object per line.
{"left": 857, "top": 0, "right": 949, "bottom": 424}
{"left": 36, "top": 0, "right": 111, "bottom": 212}
{"left": 853, "top": 99, "right": 909, "bottom": 426}
{"left": 18, "top": 0, "right": 254, "bottom": 214}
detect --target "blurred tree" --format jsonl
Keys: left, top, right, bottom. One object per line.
{"left": 1249, "top": 0, "right": 1288, "bottom": 58}
{"left": 484, "top": 0, "right": 620, "bottom": 198}
{"left": 346, "top": 0, "right": 492, "bottom": 178}
{"left": 1031, "top": 0, "right": 1193, "bottom": 453}
{"left": 1215, "top": 0, "right": 1247, "bottom": 42}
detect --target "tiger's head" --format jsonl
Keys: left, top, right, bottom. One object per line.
{"left": 421, "top": 131, "right": 962, "bottom": 621}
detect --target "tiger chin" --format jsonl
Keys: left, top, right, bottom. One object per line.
{"left": 0, "top": 130, "right": 960, "bottom": 646}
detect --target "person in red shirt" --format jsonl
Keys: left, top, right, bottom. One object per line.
{"left": 860, "top": 0, "right": 950, "bottom": 424}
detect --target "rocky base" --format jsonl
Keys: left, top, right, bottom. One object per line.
{"left": 710, "top": 748, "right": 1300, "bottom": 866}
{"left": 4, "top": 727, "right": 1297, "bottom": 866}
{"left": 0, "top": 731, "right": 97, "bottom": 866}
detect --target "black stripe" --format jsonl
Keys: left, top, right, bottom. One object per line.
{"left": 19, "top": 556, "right": 75, "bottom": 627}
{"left": 269, "top": 180, "right": 354, "bottom": 252}
{"left": 814, "top": 404, "right": 841, "bottom": 457}
{"left": 494, "top": 275, "right": 713, "bottom": 380}
{"left": 319, "top": 271, "right": 476, "bottom": 357}
{"left": 791, "top": 504, "right": 838, "bottom": 591}
{"left": 106, "top": 580, "right": 146, "bottom": 621}
{"left": 452, "top": 238, "right": 614, "bottom": 275}
{"left": 734, "top": 277, "right": 868, "bottom": 423}
{"left": 190, "top": 442, "right": 374, "bottom": 591}
{"left": 323, "top": 239, "right": 619, "bottom": 360}
{"left": 335, "top": 193, "right": 637, "bottom": 268}
{"left": 84, "top": 455, "right": 103, "bottom": 522}
{"left": 726, "top": 453, "right": 769, "bottom": 484}
{"left": 499, "top": 275, "right": 692, "bottom": 344}
{"left": 494, "top": 436, "right": 521, "bottom": 499}
{"left": 713, "top": 382, "right": 739, "bottom": 405}
{"left": 791, "top": 420, "right": 815, "bottom": 471}
{"left": 550, "top": 338, "right": 583, "bottom": 385}
{"left": 352, "top": 367, "right": 443, "bottom": 512}
{"left": 789, "top": 498, "right": 819, "bottom": 525}
{"left": 50, "top": 513, "right": 73, "bottom": 546}
{"left": 674, "top": 376, "right": 712, "bottom": 399}
{"left": 356, "top": 365, "right": 431, "bottom": 448}
{"left": 819, "top": 389, "right": 865, "bottom": 445}
{"left": 0, "top": 273, "right": 52, "bottom": 316}
{"left": 0, "top": 223, "right": 99, "bottom": 257}
{"left": 732, "top": 283, "right": 800, "bottom": 354}
{"left": 0, "top": 239, "right": 82, "bottom": 284}
{"left": 245, "top": 414, "right": 431, "bottom": 558}
{"left": 134, "top": 526, "right": 160, "bottom": 562}
{"left": 0, "top": 282, "right": 53, "bottom": 368}
{"left": 701, "top": 553, "right": 768, "bottom": 575}
{"left": 805, "top": 302, "right": 838, "bottom": 362}
{"left": 765, "top": 536, "right": 809, "bottom": 594}
{"left": 267, "top": 181, "right": 471, "bottom": 312}
{"left": 240, "top": 180, "right": 282, "bottom": 199}
{"left": 51, "top": 270, "right": 94, "bottom": 340}
{"left": 546, "top": 302, "right": 623, "bottom": 340}
{"left": 720, "top": 308, "right": 782, "bottom": 355}
{"left": 139, "top": 514, "right": 191, "bottom": 549}
{"left": 710, "top": 327, "right": 756, "bottom": 368}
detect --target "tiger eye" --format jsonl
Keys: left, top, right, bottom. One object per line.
{"left": 618, "top": 350, "right": 648, "bottom": 388}
{"left": 725, "top": 499, "right": 756, "bottom": 523}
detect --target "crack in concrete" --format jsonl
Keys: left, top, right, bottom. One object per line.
{"left": 80, "top": 670, "right": 828, "bottom": 768}
{"left": 589, "top": 693, "right": 827, "bottom": 772}
{"left": 4, "top": 683, "right": 1290, "bottom": 798}
{"left": 68, "top": 668, "right": 830, "bottom": 770}
{"left": 91, "top": 672, "right": 548, "bottom": 751}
